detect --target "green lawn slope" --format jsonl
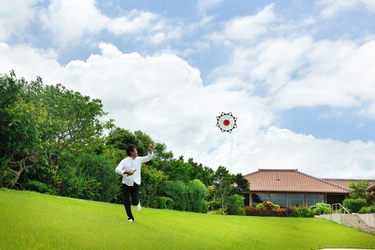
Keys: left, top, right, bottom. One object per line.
{"left": 0, "top": 189, "right": 374, "bottom": 250}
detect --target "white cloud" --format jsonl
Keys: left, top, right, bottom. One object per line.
{"left": 234, "top": 127, "right": 375, "bottom": 178}
{"left": 218, "top": 4, "right": 277, "bottom": 42}
{"left": 0, "top": 0, "right": 41, "bottom": 42}
{"left": 317, "top": 0, "right": 375, "bottom": 18}
{"left": 105, "top": 10, "right": 158, "bottom": 35}
{"left": 39, "top": 0, "right": 107, "bottom": 45}
{"left": 38, "top": 0, "right": 178, "bottom": 46}
{"left": 197, "top": 0, "right": 224, "bottom": 15}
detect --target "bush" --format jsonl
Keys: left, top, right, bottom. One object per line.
{"left": 154, "top": 196, "right": 174, "bottom": 209}
{"left": 212, "top": 207, "right": 226, "bottom": 215}
{"left": 256, "top": 201, "right": 280, "bottom": 210}
{"left": 226, "top": 194, "right": 245, "bottom": 215}
{"left": 359, "top": 204, "right": 375, "bottom": 214}
{"left": 343, "top": 198, "right": 366, "bottom": 213}
{"left": 24, "top": 180, "right": 54, "bottom": 194}
{"left": 291, "top": 206, "right": 314, "bottom": 218}
{"left": 310, "top": 203, "right": 332, "bottom": 215}
{"left": 244, "top": 206, "right": 292, "bottom": 217}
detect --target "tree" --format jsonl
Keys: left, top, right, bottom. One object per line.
{"left": 141, "top": 165, "right": 166, "bottom": 207}
{"left": 75, "top": 154, "right": 118, "bottom": 202}
{"left": 0, "top": 72, "right": 47, "bottom": 188}
{"left": 186, "top": 179, "right": 209, "bottom": 213}
{"left": 230, "top": 173, "right": 250, "bottom": 195}
{"left": 0, "top": 72, "right": 111, "bottom": 191}
{"left": 349, "top": 180, "right": 373, "bottom": 201}
{"left": 213, "top": 166, "right": 234, "bottom": 209}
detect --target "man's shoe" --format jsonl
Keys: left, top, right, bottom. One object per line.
{"left": 136, "top": 202, "right": 141, "bottom": 212}
{"left": 128, "top": 218, "right": 134, "bottom": 222}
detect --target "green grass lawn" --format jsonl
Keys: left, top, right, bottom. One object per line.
{"left": 1, "top": 189, "right": 374, "bottom": 250}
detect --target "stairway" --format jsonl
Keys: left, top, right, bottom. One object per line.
{"left": 340, "top": 214, "right": 375, "bottom": 235}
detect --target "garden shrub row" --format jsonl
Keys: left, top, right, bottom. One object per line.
{"left": 244, "top": 202, "right": 334, "bottom": 217}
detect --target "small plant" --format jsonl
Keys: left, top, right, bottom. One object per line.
{"left": 343, "top": 198, "right": 366, "bottom": 213}
{"left": 291, "top": 206, "right": 314, "bottom": 218}
{"left": 310, "top": 203, "right": 332, "bottom": 215}
{"left": 359, "top": 203, "right": 375, "bottom": 214}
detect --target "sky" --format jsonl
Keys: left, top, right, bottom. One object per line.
{"left": 1, "top": 0, "right": 375, "bottom": 179}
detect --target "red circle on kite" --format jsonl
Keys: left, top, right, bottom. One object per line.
{"left": 223, "top": 120, "right": 230, "bottom": 126}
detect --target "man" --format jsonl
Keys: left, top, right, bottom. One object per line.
{"left": 115, "top": 143, "right": 153, "bottom": 222}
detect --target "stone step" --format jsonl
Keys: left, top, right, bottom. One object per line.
{"left": 340, "top": 214, "right": 375, "bottom": 235}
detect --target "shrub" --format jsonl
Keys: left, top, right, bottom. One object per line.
{"left": 256, "top": 201, "right": 280, "bottom": 210}
{"left": 291, "top": 206, "right": 314, "bottom": 218}
{"left": 24, "top": 180, "right": 54, "bottom": 194}
{"left": 154, "top": 196, "right": 174, "bottom": 209}
{"left": 226, "top": 194, "right": 245, "bottom": 215}
{"left": 343, "top": 198, "right": 366, "bottom": 213}
{"left": 212, "top": 207, "right": 226, "bottom": 215}
{"left": 359, "top": 204, "right": 375, "bottom": 214}
{"left": 310, "top": 203, "right": 332, "bottom": 215}
{"left": 244, "top": 206, "right": 292, "bottom": 217}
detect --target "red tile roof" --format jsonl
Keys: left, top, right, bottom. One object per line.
{"left": 244, "top": 169, "right": 353, "bottom": 194}
{"left": 322, "top": 179, "right": 375, "bottom": 189}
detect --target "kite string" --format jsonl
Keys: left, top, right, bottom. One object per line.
{"left": 226, "top": 133, "right": 233, "bottom": 171}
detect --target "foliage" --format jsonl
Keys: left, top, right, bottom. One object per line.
{"left": 348, "top": 180, "right": 373, "bottom": 201}
{"left": 0, "top": 71, "right": 111, "bottom": 190}
{"left": 244, "top": 206, "right": 292, "bottom": 217}
{"left": 230, "top": 173, "right": 250, "bottom": 195}
{"left": 154, "top": 196, "right": 174, "bottom": 209}
{"left": 141, "top": 165, "right": 166, "bottom": 207}
{"left": 225, "top": 194, "right": 245, "bottom": 215}
{"left": 359, "top": 203, "right": 375, "bottom": 213}
{"left": 76, "top": 154, "right": 118, "bottom": 202}
{"left": 186, "top": 179, "right": 209, "bottom": 213}
{"left": 164, "top": 180, "right": 187, "bottom": 211}
{"left": 256, "top": 201, "right": 280, "bottom": 210}
{"left": 290, "top": 206, "right": 314, "bottom": 218}
{"left": 310, "top": 203, "right": 333, "bottom": 215}
{"left": 343, "top": 198, "right": 367, "bottom": 213}
{"left": 213, "top": 166, "right": 234, "bottom": 209}
{"left": 23, "top": 180, "right": 54, "bottom": 194}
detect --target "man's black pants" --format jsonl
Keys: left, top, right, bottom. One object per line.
{"left": 122, "top": 183, "right": 139, "bottom": 220}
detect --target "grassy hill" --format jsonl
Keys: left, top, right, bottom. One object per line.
{"left": 1, "top": 189, "right": 374, "bottom": 250}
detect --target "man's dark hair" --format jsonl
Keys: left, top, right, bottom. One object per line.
{"left": 126, "top": 144, "right": 136, "bottom": 156}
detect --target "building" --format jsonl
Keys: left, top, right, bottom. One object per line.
{"left": 243, "top": 169, "right": 375, "bottom": 207}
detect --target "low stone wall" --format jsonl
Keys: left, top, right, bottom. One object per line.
{"left": 357, "top": 213, "right": 375, "bottom": 228}
{"left": 316, "top": 213, "right": 375, "bottom": 230}
{"left": 315, "top": 214, "right": 342, "bottom": 224}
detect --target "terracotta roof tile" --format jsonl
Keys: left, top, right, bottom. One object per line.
{"left": 322, "top": 179, "right": 375, "bottom": 189}
{"left": 244, "top": 169, "right": 352, "bottom": 193}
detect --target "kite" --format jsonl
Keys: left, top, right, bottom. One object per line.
{"left": 216, "top": 112, "right": 237, "bottom": 133}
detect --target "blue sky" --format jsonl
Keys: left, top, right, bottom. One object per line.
{"left": 1, "top": 0, "right": 375, "bottom": 178}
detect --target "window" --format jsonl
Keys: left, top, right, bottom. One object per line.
{"left": 288, "top": 194, "right": 304, "bottom": 207}
{"left": 270, "top": 194, "right": 286, "bottom": 207}
{"left": 306, "top": 195, "right": 324, "bottom": 206}
{"left": 251, "top": 193, "right": 268, "bottom": 206}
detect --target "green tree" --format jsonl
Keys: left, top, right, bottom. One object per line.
{"left": 141, "top": 165, "right": 166, "bottom": 207}
{"left": 76, "top": 154, "right": 118, "bottom": 202}
{"left": 226, "top": 194, "right": 245, "bottom": 215}
{"left": 164, "top": 180, "right": 188, "bottom": 211}
{"left": 213, "top": 166, "right": 234, "bottom": 209}
{"left": 0, "top": 72, "right": 47, "bottom": 188}
{"left": 186, "top": 179, "right": 209, "bottom": 213}
{"left": 349, "top": 180, "right": 373, "bottom": 201}
{"left": 230, "top": 173, "right": 250, "bottom": 196}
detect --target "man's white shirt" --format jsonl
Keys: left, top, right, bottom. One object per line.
{"left": 115, "top": 153, "right": 153, "bottom": 186}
